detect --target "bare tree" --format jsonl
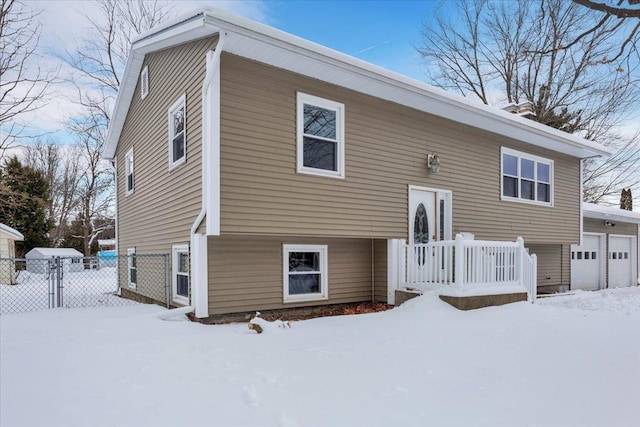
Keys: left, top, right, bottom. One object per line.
{"left": 23, "top": 138, "right": 82, "bottom": 247}
{"left": 0, "top": 0, "right": 55, "bottom": 156}
{"left": 418, "top": 0, "right": 640, "bottom": 202}
{"left": 62, "top": 0, "right": 171, "bottom": 254}
{"left": 573, "top": 0, "right": 640, "bottom": 18}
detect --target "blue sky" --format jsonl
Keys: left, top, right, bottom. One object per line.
{"left": 262, "top": 0, "right": 442, "bottom": 80}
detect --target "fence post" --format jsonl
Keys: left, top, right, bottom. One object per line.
{"left": 164, "top": 254, "right": 170, "bottom": 309}
{"left": 56, "top": 256, "right": 63, "bottom": 308}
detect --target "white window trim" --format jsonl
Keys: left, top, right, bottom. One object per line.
{"left": 296, "top": 92, "right": 345, "bottom": 179}
{"left": 172, "top": 243, "right": 189, "bottom": 305}
{"left": 140, "top": 66, "right": 149, "bottom": 100}
{"left": 125, "top": 148, "right": 134, "bottom": 196}
{"left": 168, "top": 94, "right": 186, "bottom": 170}
{"left": 283, "top": 244, "right": 329, "bottom": 303}
{"left": 127, "top": 247, "right": 136, "bottom": 289}
{"left": 500, "top": 147, "right": 554, "bottom": 207}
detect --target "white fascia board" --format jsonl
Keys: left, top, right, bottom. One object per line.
{"left": 0, "top": 223, "right": 24, "bottom": 240}
{"left": 583, "top": 203, "right": 640, "bottom": 224}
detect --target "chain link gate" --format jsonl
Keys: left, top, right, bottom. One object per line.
{"left": 0, "top": 254, "right": 169, "bottom": 315}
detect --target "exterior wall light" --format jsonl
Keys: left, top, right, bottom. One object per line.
{"left": 427, "top": 153, "right": 441, "bottom": 173}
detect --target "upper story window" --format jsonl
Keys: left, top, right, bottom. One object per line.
{"left": 296, "top": 92, "right": 345, "bottom": 179}
{"left": 501, "top": 147, "right": 553, "bottom": 206}
{"left": 168, "top": 95, "right": 186, "bottom": 169}
{"left": 140, "top": 66, "right": 149, "bottom": 100}
{"left": 125, "top": 148, "right": 134, "bottom": 196}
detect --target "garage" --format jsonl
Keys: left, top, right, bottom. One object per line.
{"left": 609, "top": 235, "right": 635, "bottom": 288}
{"left": 571, "top": 233, "right": 604, "bottom": 291}
{"left": 577, "top": 203, "right": 640, "bottom": 291}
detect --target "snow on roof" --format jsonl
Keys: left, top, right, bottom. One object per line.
{"left": 104, "top": 7, "right": 611, "bottom": 161}
{"left": 583, "top": 203, "right": 640, "bottom": 224}
{"left": 26, "top": 247, "right": 84, "bottom": 257}
{"left": 98, "top": 239, "right": 116, "bottom": 247}
{"left": 0, "top": 223, "right": 24, "bottom": 240}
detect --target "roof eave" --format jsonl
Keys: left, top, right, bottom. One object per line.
{"left": 104, "top": 7, "right": 612, "bottom": 161}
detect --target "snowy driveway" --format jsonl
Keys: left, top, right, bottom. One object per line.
{"left": 1, "top": 288, "right": 639, "bottom": 427}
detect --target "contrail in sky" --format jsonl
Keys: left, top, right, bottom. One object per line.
{"left": 352, "top": 39, "right": 392, "bottom": 55}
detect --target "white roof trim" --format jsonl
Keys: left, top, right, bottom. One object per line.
{"left": 583, "top": 203, "right": 640, "bottom": 224}
{"left": 0, "top": 223, "right": 24, "bottom": 240}
{"left": 104, "top": 7, "right": 612, "bottom": 160}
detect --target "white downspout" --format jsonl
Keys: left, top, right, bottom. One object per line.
{"left": 190, "top": 31, "right": 226, "bottom": 319}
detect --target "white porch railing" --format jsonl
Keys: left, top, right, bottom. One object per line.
{"left": 399, "top": 235, "right": 537, "bottom": 302}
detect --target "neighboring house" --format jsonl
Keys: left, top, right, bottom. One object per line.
{"left": 571, "top": 203, "right": 640, "bottom": 291}
{"left": 103, "top": 9, "right": 610, "bottom": 320}
{"left": 0, "top": 223, "right": 24, "bottom": 285}
{"left": 25, "top": 248, "right": 84, "bottom": 274}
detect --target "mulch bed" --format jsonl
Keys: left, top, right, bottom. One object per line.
{"left": 257, "top": 301, "right": 393, "bottom": 322}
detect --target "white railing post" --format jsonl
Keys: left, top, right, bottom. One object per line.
{"left": 516, "top": 236, "right": 525, "bottom": 289}
{"left": 398, "top": 239, "right": 406, "bottom": 290}
{"left": 454, "top": 234, "right": 465, "bottom": 288}
{"left": 530, "top": 254, "right": 537, "bottom": 303}
{"left": 387, "top": 239, "right": 398, "bottom": 305}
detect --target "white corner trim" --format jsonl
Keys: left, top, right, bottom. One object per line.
{"left": 190, "top": 233, "right": 208, "bottom": 317}
{"left": 579, "top": 160, "right": 584, "bottom": 246}
{"left": 205, "top": 40, "right": 223, "bottom": 236}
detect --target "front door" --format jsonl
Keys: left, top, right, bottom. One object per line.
{"left": 409, "top": 187, "right": 437, "bottom": 244}
{"left": 407, "top": 186, "right": 452, "bottom": 283}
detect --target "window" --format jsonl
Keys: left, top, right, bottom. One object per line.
{"left": 140, "top": 66, "right": 149, "bottom": 100}
{"left": 283, "top": 244, "right": 328, "bottom": 303}
{"left": 127, "top": 248, "right": 136, "bottom": 288}
{"left": 125, "top": 148, "right": 134, "bottom": 196}
{"left": 168, "top": 95, "right": 186, "bottom": 168}
{"left": 172, "top": 244, "right": 189, "bottom": 305}
{"left": 501, "top": 147, "right": 553, "bottom": 206}
{"left": 297, "top": 93, "right": 345, "bottom": 178}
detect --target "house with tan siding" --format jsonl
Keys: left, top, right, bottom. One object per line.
{"left": 104, "top": 9, "right": 613, "bottom": 320}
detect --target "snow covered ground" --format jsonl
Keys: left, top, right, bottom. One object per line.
{"left": 1, "top": 287, "right": 639, "bottom": 427}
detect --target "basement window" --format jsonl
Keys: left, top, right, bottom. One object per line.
{"left": 283, "top": 244, "right": 328, "bottom": 303}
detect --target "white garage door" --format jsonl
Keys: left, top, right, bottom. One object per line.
{"left": 571, "top": 234, "right": 604, "bottom": 291}
{"left": 608, "top": 235, "right": 635, "bottom": 288}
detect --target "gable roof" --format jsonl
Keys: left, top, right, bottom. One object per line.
{"left": 104, "top": 8, "right": 612, "bottom": 161}
{"left": 583, "top": 203, "right": 640, "bottom": 225}
{"left": 0, "top": 223, "right": 24, "bottom": 241}
{"left": 25, "top": 247, "right": 84, "bottom": 258}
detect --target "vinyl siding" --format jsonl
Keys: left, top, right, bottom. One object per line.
{"left": 207, "top": 236, "right": 372, "bottom": 314}
{"left": 373, "top": 239, "right": 388, "bottom": 303}
{"left": 583, "top": 218, "right": 637, "bottom": 236}
{"left": 219, "top": 53, "right": 581, "bottom": 244}
{"left": 115, "top": 37, "right": 217, "bottom": 254}
{"left": 526, "top": 244, "right": 570, "bottom": 290}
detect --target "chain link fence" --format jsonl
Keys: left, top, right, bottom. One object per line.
{"left": 0, "top": 254, "right": 169, "bottom": 315}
